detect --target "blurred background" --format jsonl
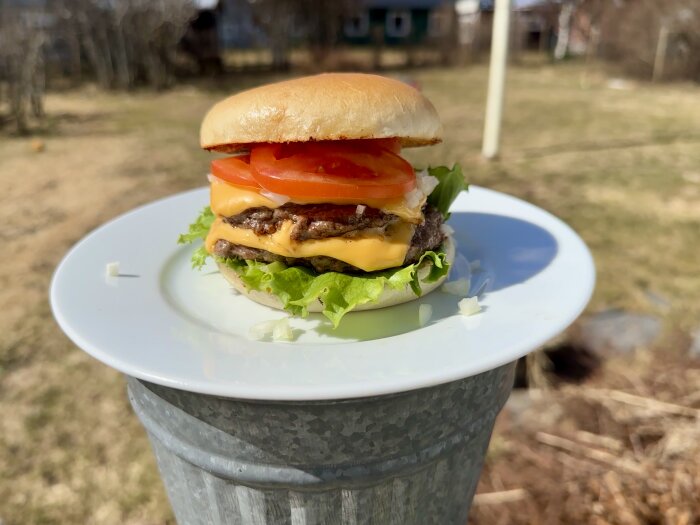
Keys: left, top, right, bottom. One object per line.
{"left": 1, "top": 0, "right": 700, "bottom": 523}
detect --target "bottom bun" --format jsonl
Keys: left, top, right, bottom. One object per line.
{"left": 216, "top": 235, "right": 455, "bottom": 313}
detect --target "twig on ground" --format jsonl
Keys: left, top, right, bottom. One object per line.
{"left": 556, "top": 451, "right": 606, "bottom": 473}
{"left": 575, "top": 430, "right": 624, "bottom": 452}
{"left": 583, "top": 389, "right": 700, "bottom": 418}
{"left": 473, "top": 488, "right": 529, "bottom": 506}
{"left": 515, "top": 443, "right": 559, "bottom": 470}
{"left": 536, "top": 432, "right": 645, "bottom": 475}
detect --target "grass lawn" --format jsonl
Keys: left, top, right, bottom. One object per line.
{"left": 1, "top": 61, "right": 699, "bottom": 523}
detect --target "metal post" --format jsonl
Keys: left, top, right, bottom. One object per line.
{"left": 482, "top": 0, "right": 512, "bottom": 160}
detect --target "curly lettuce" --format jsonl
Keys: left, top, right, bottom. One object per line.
{"left": 426, "top": 164, "right": 469, "bottom": 219}
{"left": 177, "top": 206, "right": 214, "bottom": 269}
{"left": 221, "top": 251, "right": 448, "bottom": 327}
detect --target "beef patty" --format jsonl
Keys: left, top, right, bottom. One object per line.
{"left": 213, "top": 205, "right": 444, "bottom": 274}
{"left": 223, "top": 203, "right": 399, "bottom": 241}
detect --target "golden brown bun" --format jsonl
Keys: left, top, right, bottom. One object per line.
{"left": 201, "top": 73, "right": 442, "bottom": 153}
{"left": 216, "top": 235, "right": 455, "bottom": 313}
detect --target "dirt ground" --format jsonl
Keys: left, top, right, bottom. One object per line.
{"left": 471, "top": 349, "right": 700, "bottom": 525}
{"left": 1, "top": 62, "right": 699, "bottom": 524}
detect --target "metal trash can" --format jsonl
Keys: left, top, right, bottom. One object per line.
{"left": 128, "top": 362, "right": 515, "bottom": 525}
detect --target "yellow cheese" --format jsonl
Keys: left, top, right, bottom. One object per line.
{"left": 210, "top": 178, "right": 424, "bottom": 223}
{"left": 206, "top": 218, "right": 415, "bottom": 272}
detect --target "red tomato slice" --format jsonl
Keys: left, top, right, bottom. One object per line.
{"left": 249, "top": 142, "right": 415, "bottom": 199}
{"left": 276, "top": 138, "right": 401, "bottom": 157}
{"left": 372, "top": 138, "right": 402, "bottom": 154}
{"left": 327, "top": 138, "right": 402, "bottom": 154}
{"left": 210, "top": 155, "right": 261, "bottom": 189}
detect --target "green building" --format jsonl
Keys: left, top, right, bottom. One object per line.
{"left": 341, "top": 0, "right": 456, "bottom": 46}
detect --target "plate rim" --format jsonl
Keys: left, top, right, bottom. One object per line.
{"left": 50, "top": 186, "right": 596, "bottom": 400}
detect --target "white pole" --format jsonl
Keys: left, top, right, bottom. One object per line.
{"left": 482, "top": 0, "right": 512, "bottom": 160}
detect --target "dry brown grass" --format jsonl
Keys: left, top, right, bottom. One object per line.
{"left": 0, "top": 61, "right": 699, "bottom": 523}
{"left": 470, "top": 351, "right": 700, "bottom": 525}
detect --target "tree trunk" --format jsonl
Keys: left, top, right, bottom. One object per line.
{"left": 28, "top": 34, "right": 46, "bottom": 118}
{"left": 78, "top": 12, "right": 112, "bottom": 88}
{"left": 554, "top": 1, "right": 575, "bottom": 60}
{"left": 9, "top": 64, "right": 27, "bottom": 134}
{"left": 114, "top": 22, "right": 132, "bottom": 89}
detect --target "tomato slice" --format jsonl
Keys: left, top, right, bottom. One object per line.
{"left": 249, "top": 142, "right": 415, "bottom": 199}
{"left": 328, "top": 138, "right": 402, "bottom": 154}
{"left": 372, "top": 138, "right": 402, "bottom": 154}
{"left": 210, "top": 155, "right": 261, "bottom": 189}
{"left": 275, "top": 138, "right": 401, "bottom": 157}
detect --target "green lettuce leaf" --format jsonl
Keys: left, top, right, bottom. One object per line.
{"left": 426, "top": 164, "right": 469, "bottom": 219}
{"left": 177, "top": 206, "right": 215, "bottom": 269}
{"left": 190, "top": 246, "right": 211, "bottom": 269}
{"left": 220, "top": 250, "right": 449, "bottom": 328}
{"left": 178, "top": 206, "right": 214, "bottom": 243}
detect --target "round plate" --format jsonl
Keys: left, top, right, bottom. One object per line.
{"left": 51, "top": 187, "right": 595, "bottom": 400}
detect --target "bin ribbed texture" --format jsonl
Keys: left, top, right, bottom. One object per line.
{"left": 127, "top": 362, "right": 514, "bottom": 525}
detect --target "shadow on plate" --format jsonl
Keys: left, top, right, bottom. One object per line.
{"left": 313, "top": 212, "right": 558, "bottom": 341}
{"left": 449, "top": 212, "right": 558, "bottom": 292}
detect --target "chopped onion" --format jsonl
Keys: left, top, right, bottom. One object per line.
{"left": 249, "top": 318, "right": 293, "bottom": 342}
{"left": 442, "top": 278, "right": 470, "bottom": 296}
{"left": 404, "top": 170, "right": 439, "bottom": 210}
{"left": 458, "top": 297, "right": 481, "bottom": 316}
{"left": 260, "top": 190, "right": 290, "bottom": 205}
{"left": 355, "top": 204, "right": 366, "bottom": 215}
{"left": 272, "top": 318, "right": 293, "bottom": 341}
{"left": 404, "top": 187, "right": 423, "bottom": 209}
{"left": 249, "top": 320, "right": 277, "bottom": 341}
{"left": 105, "top": 261, "right": 119, "bottom": 277}
{"left": 416, "top": 170, "right": 440, "bottom": 195}
{"left": 418, "top": 303, "right": 433, "bottom": 327}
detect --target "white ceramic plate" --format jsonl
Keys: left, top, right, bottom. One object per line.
{"left": 51, "top": 187, "right": 595, "bottom": 400}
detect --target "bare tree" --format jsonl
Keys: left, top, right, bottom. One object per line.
{"left": 433, "top": 3, "right": 460, "bottom": 66}
{"left": 246, "top": 0, "right": 355, "bottom": 70}
{"left": 302, "top": 0, "right": 351, "bottom": 65}
{"left": 0, "top": 3, "right": 46, "bottom": 133}
{"left": 572, "top": 0, "right": 606, "bottom": 61}
{"left": 596, "top": 0, "right": 700, "bottom": 81}
{"left": 247, "top": 0, "right": 296, "bottom": 70}
{"left": 52, "top": 0, "right": 196, "bottom": 90}
{"left": 554, "top": 0, "right": 577, "bottom": 60}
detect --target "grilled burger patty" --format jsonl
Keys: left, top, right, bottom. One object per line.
{"left": 213, "top": 205, "right": 444, "bottom": 274}
{"left": 223, "top": 203, "right": 399, "bottom": 241}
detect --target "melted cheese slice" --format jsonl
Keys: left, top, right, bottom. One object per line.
{"left": 206, "top": 218, "right": 415, "bottom": 272}
{"left": 210, "top": 178, "right": 424, "bottom": 223}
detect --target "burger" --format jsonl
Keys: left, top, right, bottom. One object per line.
{"left": 179, "top": 73, "right": 467, "bottom": 327}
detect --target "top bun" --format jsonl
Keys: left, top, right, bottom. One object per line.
{"left": 200, "top": 73, "right": 442, "bottom": 153}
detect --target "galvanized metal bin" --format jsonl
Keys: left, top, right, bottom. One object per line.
{"left": 128, "top": 361, "right": 515, "bottom": 525}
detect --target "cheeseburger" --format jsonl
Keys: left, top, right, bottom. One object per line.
{"left": 179, "top": 73, "right": 467, "bottom": 327}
